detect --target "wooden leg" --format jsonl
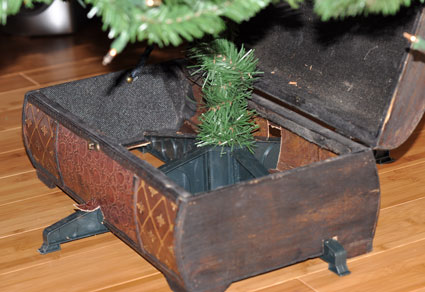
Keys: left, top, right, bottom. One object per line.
{"left": 36, "top": 169, "right": 56, "bottom": 189}
{"left": 165, "top": 277, "right": 186, "bottom": 292}
{"left": 165, "top": 276, "right": 229, "bottom": 292}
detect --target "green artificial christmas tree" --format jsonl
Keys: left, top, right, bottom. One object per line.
{"left": 1, "top": 0, "right": 423, "bottom": 63}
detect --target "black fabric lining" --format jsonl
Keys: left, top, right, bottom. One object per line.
{"left": 39, "top": 61, "right": 196, "bottom": 142}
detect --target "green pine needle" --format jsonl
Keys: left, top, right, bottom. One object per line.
{"left": 190, "top": 39, "right": 261, "bottom": 151}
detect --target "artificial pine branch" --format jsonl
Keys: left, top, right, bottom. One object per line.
{"left": 1, "top": 0, "right": 423, "bottom": 59}
{"left": 87, "top": 0, "right": 282, "bottom": 52}
{"left": 314, "top": 0, "right": 424, "bottom": 21}
{"left": 190, "top": 39, "right": 261, "bottom": 151}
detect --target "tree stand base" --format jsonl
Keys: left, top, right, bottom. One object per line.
{"left": 38, "top": 209, "right": 109, "bottom": 254}
{"left": 320, "top": 239, "right": 351, "bottom": 277}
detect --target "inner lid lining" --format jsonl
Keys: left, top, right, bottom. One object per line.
{"left": 240, "top": 3, "right": 421, "bottom": 145}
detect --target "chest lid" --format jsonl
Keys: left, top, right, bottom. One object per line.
{"left": 241, "top": 3, "right": 425, "bottom": 149}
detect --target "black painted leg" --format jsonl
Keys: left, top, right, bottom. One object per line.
{"left": 36, "top": 169, "right": 56, "bottom": 189}
{"left": 38, "top": 209, "right": 109, "bottom": 254}
{"left": 320, "top": 238, "right": 351, "bottom": 276}
{"left": 373, "top": 150, "right": 395, "bottom": 164}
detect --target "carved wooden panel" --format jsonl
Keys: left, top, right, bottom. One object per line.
{"left": 23, "top": 102, "right": 59, "bottom": 179}
{"left": 57, "top": 125, "right": 138, "bottom": 243}
{"left": 136, "top": 179, "right": 179, "bottom": 274}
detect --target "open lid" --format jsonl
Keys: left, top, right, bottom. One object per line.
{"left": 240, "top": 3, "right": 425, "bottom": 149}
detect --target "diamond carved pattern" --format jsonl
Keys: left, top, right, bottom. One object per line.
{"left": 136, "top": 179, "right": 179, "bottom": 274}
{"left": 23, "top": 102, "right": 59, "bottom": 180}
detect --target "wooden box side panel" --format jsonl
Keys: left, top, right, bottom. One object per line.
{"left": 134, "top": 177, "right": 181, "bottom": 277}
{"left": 22, "top": 101, "right": 60, "bottom": 181}
{"left": 56, "top": 124, "right": 183, "bottom": 277}
{"left": 177, "top": 151, "right": 380, "bottom": 290}
{"left": 377, "top": 8, "right": 425, "bottom": 149}
{"left": 57, "top": 124, "right": 139, "bottom": 244}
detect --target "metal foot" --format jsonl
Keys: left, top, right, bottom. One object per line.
{"left": 38, "top": 209, "right": 109, "bottom": 254}
{"left": 373, "top": 150, "right": 395, "bottom": 164}
{"left": 320, "top": 238, "right": 351, "bottom": 276}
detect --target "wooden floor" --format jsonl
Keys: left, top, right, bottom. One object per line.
{"left": 1, "top": 22, "right": 425, "bottom": 292}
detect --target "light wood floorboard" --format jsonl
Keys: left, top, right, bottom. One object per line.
{"left": 0, "top": 171, "right": 55, "bottom": 206}
{"left": 0, "top": 128, "right": 24, "bottom": 154}
{"left": 0, "top": 74, "right": 35, "bottom": 93}
{"left": 300, "top": 239, "right": 425, "bottom": 292}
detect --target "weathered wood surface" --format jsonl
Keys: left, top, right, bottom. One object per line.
{"left": 248, "top": 5, "right": 425, "bottom": 150}
{"left": 178, "top": 151, "right": 379, "bottom": 291}
{"left": 377, "top": 10, "right": 425, "bottom": 149}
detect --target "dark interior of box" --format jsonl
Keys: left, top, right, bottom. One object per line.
{"left": 38, "top": 61, "right": 340, "bottom": 174}
{"left": 39, "top": 61, "right": 196, "bottom": 142}
{"left": 36, "top": 60, "right": 340, "bottom": 194}
{"left": 238, "top": 2, "right": 422, "bottom": 145}
{"left": 33, "top": 25, "right": 362, "bottom": 193}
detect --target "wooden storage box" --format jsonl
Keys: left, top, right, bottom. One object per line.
{"left": 22, "top": 4, "right": 425, "bottom": 292}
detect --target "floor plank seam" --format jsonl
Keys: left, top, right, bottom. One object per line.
{"left": 379, "top": 159, "right": 425, "bottom": 175}
{"left": 24, "top": 73, "right": 109, "bottom": 89}
{"left": 0, "top": 69, "right": 106, "bottom": 97}
{"left": 38, "top": 72, "right": 111, "bottom": 86}
{"left": 0, "top": 240, "right": 122, "bottom": 276}
{"left": 0, "top": 126, "right": 21, "bottom": 133}
{"left": 0, "top": 191, "right": 59, "bottom": 207}
{"left": 19, "top": 56, "right": 100, "bottom": 75}
{"left": 0, "top": 147, "right": 25, "bottom": 156}
{"left": 0, "top": 84, "right": 38, "bottom": 96}
{"left": 344, "top": 237, "right": 425, "bottom": 265}
{"left": 0, "top": 169, "right": 35, "bottom": 181}
{"left": 0, "top": 226, "right": 48, "bottom": 240}
{"left": 89, "top": 272, "right": 161, "bottom": 292}
{"left": 248, "top": 278, "right": 311, "bottom": 292}
{"left": 297, "top": 278, "right": 320, "bottom": 292}
{"left": 19, "top": 72, "right": 40, "bottom": 86}
{"left": 0, "top": 72, "right": 25, "bottom": 79}
{"left": 0, "top": 260, "right": 58, "bottom": 277}
{"left": 380, "top": 195, "right": 425, "bottom": 211}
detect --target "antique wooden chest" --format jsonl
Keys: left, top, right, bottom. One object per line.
{"left": 22, "top": 3, "right": 425, "bottom": 292}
